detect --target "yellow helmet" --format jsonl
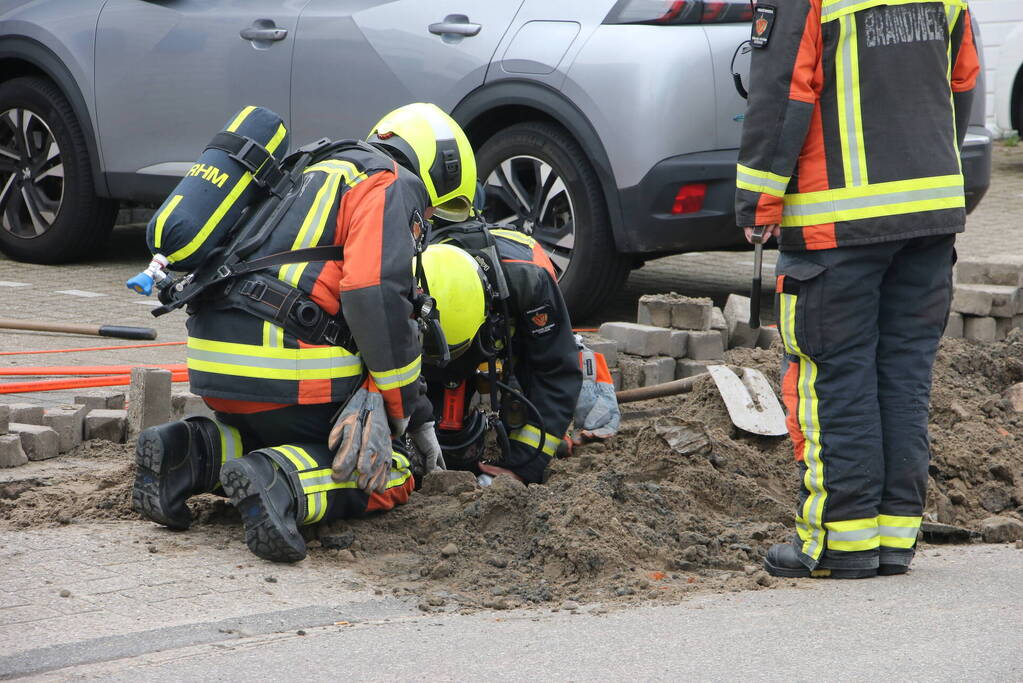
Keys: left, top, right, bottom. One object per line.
{"left": 367, "top": 103, "right": 477, "bottom": 223}
{"left": 419, "top": 244, "right": 488, "bottom": 363}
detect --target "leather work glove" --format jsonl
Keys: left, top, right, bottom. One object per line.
{"left": 409, "top": 421, "right": 446, "bottom": 474}
{"left": 573, "top": 338, "right": 621, "bottom": 445}
{"left": 329, "top": 388, "right": 393, "bottom": 493}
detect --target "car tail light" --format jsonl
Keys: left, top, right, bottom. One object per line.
{"left": 672, "top": 183, "right": 707, "bottom": 214}
{"left": 603, "top": 0, "right": 753, "bottom": 25}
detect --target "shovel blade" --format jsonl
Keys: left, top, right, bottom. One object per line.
{"left": 707, "top": 365, "right": 788, "bottom": 436}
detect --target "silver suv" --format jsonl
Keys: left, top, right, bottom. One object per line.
{"left": 0, "top": 0, "right": 992, "bottom": 318}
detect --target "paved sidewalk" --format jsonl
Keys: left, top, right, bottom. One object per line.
{"left": 0, "top": 536, "right": 1019, "bottom": 680}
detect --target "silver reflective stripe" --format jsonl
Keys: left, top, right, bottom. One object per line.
{"left": 189, "top": 348, "right": 361, "bottom": 371}
{"left": 801, "top": 359, "right": 824, "bottom": 559}
{"left": 784, "top": 184, "right": 964, "bottom": 218}
{"left": 828, "top": 527, "right": 879, "bottom": 542}
{"left": 839, "top": 15, "right": 864, "bottom": 187}
{"left": 299, "top": 471, "right": 338, "bottom": 491}
{"left": 736, "top": 167, "right": 788, "bottom": 195}
{"left": 215, "top": 421, "right": 242, "bottom": 462}
{"left": 879, "top": 525, "right": 919, "bottom": 539}
{"left": 370, "top": 356, "right": 422, "bottom": 390}
{"left": 281, "top": 170, "right": 344, "bottom": 285}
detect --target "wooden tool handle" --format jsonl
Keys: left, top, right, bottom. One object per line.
{"left": 0, "top": 319, "right": 157, "bottom": 340}
{"left": 615, "top": 373, "right": 708, "bottom": 404}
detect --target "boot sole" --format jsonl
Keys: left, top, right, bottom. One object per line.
{"left": 132, "top": 429, "right": 191, "bottom": 530}
{"left": 220, "top": 459, "right": 306, "bottom": 564}
{"left": 763, "top": 558, "right": 876, "bottom": 579}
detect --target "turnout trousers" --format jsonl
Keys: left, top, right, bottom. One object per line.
{"left": 775, "top": 234, "right": 955, "bottom": 571}
{"left": 210, "top": 404, "right": 414, "bottom": 524}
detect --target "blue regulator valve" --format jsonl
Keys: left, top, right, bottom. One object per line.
{"left": 126, "top": 254, "right": 170, "bottom": 295}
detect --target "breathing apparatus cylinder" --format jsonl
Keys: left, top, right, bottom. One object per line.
{"left": 144, "top": 106, "right": 290, "bottom": 272}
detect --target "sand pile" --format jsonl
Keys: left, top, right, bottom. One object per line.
{"left": 2, "top": 334, "right": 1020, "bottom": 608}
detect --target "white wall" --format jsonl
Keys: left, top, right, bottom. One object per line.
{"left": 970, "top": 0, "right": 1023, "bottom": 135}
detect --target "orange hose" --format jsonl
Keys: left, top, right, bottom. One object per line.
{"left": 0, "top": 364, "right": 186, "bottom": 377}
{"left": 0, "top": 372, "right": 188, "bottom": 394}
{"left": 0, "top": 341, "right": 186, "bottom": 356}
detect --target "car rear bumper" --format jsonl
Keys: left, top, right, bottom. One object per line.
{"left": 962, "top": 127, "right": 992, "bottom": 214}
{"left": 617, "top": 129, "right": 993, "bottom": 255}
{"left": 615, "top": 149, "right": 744, "bottom": 255}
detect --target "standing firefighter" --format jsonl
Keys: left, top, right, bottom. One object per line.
{"left": 736, "top": 0, "right": 979, "bottom": 578}
{"left": 131, "top": 103, "right": 477, "bottom": 563}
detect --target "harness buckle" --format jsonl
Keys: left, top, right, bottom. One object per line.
{"left": 216, "top": 264, "right": 233, "bottom": 279}
{"left": 322, "top": 319, "right": 341, "bottom": 346}
{"left": 239, "top": 279, "right": 268, "bottom": 302}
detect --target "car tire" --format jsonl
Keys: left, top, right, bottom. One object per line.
{"left": 0, "top": 76, "right": 117, "bottom": 263}
{"left": 476, "top": 121, "right": 629, "bottom": 320}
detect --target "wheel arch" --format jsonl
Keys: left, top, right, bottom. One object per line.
{"left": 451, "top": 80, "right": 626, "bottom": 252}
{"left": 0, "top": 37, "right": 108, "bottom": 197}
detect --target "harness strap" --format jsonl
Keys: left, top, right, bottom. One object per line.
{"left": 210, "top": 272, "right": 356, "bottom": 351}
{"left": 205, "top": 131, "right": 286, "bottom": 191}
{"left": 223, "top": 245, "right": 344, "bottom": 277}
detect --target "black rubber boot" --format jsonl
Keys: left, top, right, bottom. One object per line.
{"left": 220, "top": 453, "right": 306, "bottom": 563}
{"left": 132, "top": 419, "right": 219, "bottom": 530}
{"left": 878, "top": 563, "right": 909, "bottom": 576}
{"left": 763, "top": 542, "right": 877, "bottom": 579}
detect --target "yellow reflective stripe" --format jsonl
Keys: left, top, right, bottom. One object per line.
{"left": 879, "top": 514, "right": 921, "bottom": 548}
{"left": 166, "top": 120, "right": 287, "bottom": 264}
{"left": 263, "top": 322, "right": 284, "bottom": 349}
{"left": 152, "top": 194, "right": 183, "bottom": 249}
{"left": 227, "top": 106, "right": 256, "bottom": 132}
{"left": 274, "top": 445, "right": 317, "bottom": 470}
{"left": 188, "top": 337, "right": 360, "bottom": 360}
{"left": 779, "top": 291, "right": 824, "bottom": 558}
{"left": 491, "top": 228, "right": 536, "bottom": 248}
{"left": 836, "top": 15, "right": 867, "bottom": 187}
{"left": 306, "top": 159, "right": 368, "bottom": 185}
{"left": 509, "top": 424, "right": 561, "bottom": 457}
{"left": 784, "top": 337, "right": 823, "bottom": 559}
{"left": 778, "top": 293, "right": 802, "bottom": 356}
{"left": 825, "top": 517, "right": 880, "bottom": 551}
{"left": 821, "top": 0, "right": 946, "bottom": 22}
{"left": 370, "top": 355, "right": 422, "bottom": 391}
{"left": 781, "top": 175, "right": 965, "bottom": 227}
{"left": 878, "top": 514, "right": 921, "bottom": 528}
{"left": 217, "top": 422, "right": 243, "bottom": 464}
{"left": 828, "top": 537, "right": 881, "bottom": 552}
{"left": 736, "top": 164, "right": 790, "bottom": 198}
{"left": 281, "top": 165, "right": 346, "bottom": 286}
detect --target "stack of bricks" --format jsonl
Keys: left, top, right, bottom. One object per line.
{"left": 946, "top": 257, "right": 1023, "bottom": 342}
{"left": 590, "top": 293, "right": 782, "bottom": 391}
{"left": 0, "top": 367, "right": 212, "bottom": 469}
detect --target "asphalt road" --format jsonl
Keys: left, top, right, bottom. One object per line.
{"left": 8, "top": 544, "right": 1021, "bottom": 681}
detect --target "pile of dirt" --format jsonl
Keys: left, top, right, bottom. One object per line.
{"left": 0, "top": 440, "right": 238, "bottom": 528}
{"left": 2, "top": 334, "right": 1020, "bottom": 609}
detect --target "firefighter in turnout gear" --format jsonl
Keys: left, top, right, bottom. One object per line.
{"left": 413, "top": 228, "right": 582, "bottom": 485}
{"left": 735, "top": 0, "right": 979, "bottom": 578}
{"left": 132, "top": 103, "right": 477, "bottom": 563}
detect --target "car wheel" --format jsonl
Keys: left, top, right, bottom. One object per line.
{"left": 0, "top": 77, "right": 117, "bottom": 263}
{"left": 476, "top": 121, "right": 629, "bottom": 320}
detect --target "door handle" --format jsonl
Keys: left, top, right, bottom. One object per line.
{"left": 429, "top": 14, "right": 481, "bottom": 38}
{"left": 240, "top": 27, "right": 288, "bottom": 42}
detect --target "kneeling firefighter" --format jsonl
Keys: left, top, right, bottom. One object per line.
{"left": 130, "top": 103, "right": 477, "bottom": 562}
{"left": 413, "top": 221, "right": 614, "bottom": 484}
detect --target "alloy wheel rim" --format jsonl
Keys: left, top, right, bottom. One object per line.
{"left": 0, "top": 108, "right": 64, "bottom": 239}
{"left": 483, "top": 154, "right": 575, "bottom": 278}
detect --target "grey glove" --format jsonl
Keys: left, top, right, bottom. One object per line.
{"left": 328, "top": 388, "right": 393, "bottom": 493}
{"left": 574, "top": 342, "right": 621, "bottom": 443}
{"left": 409, "top": 421, "right": 445, "bottom": 473}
